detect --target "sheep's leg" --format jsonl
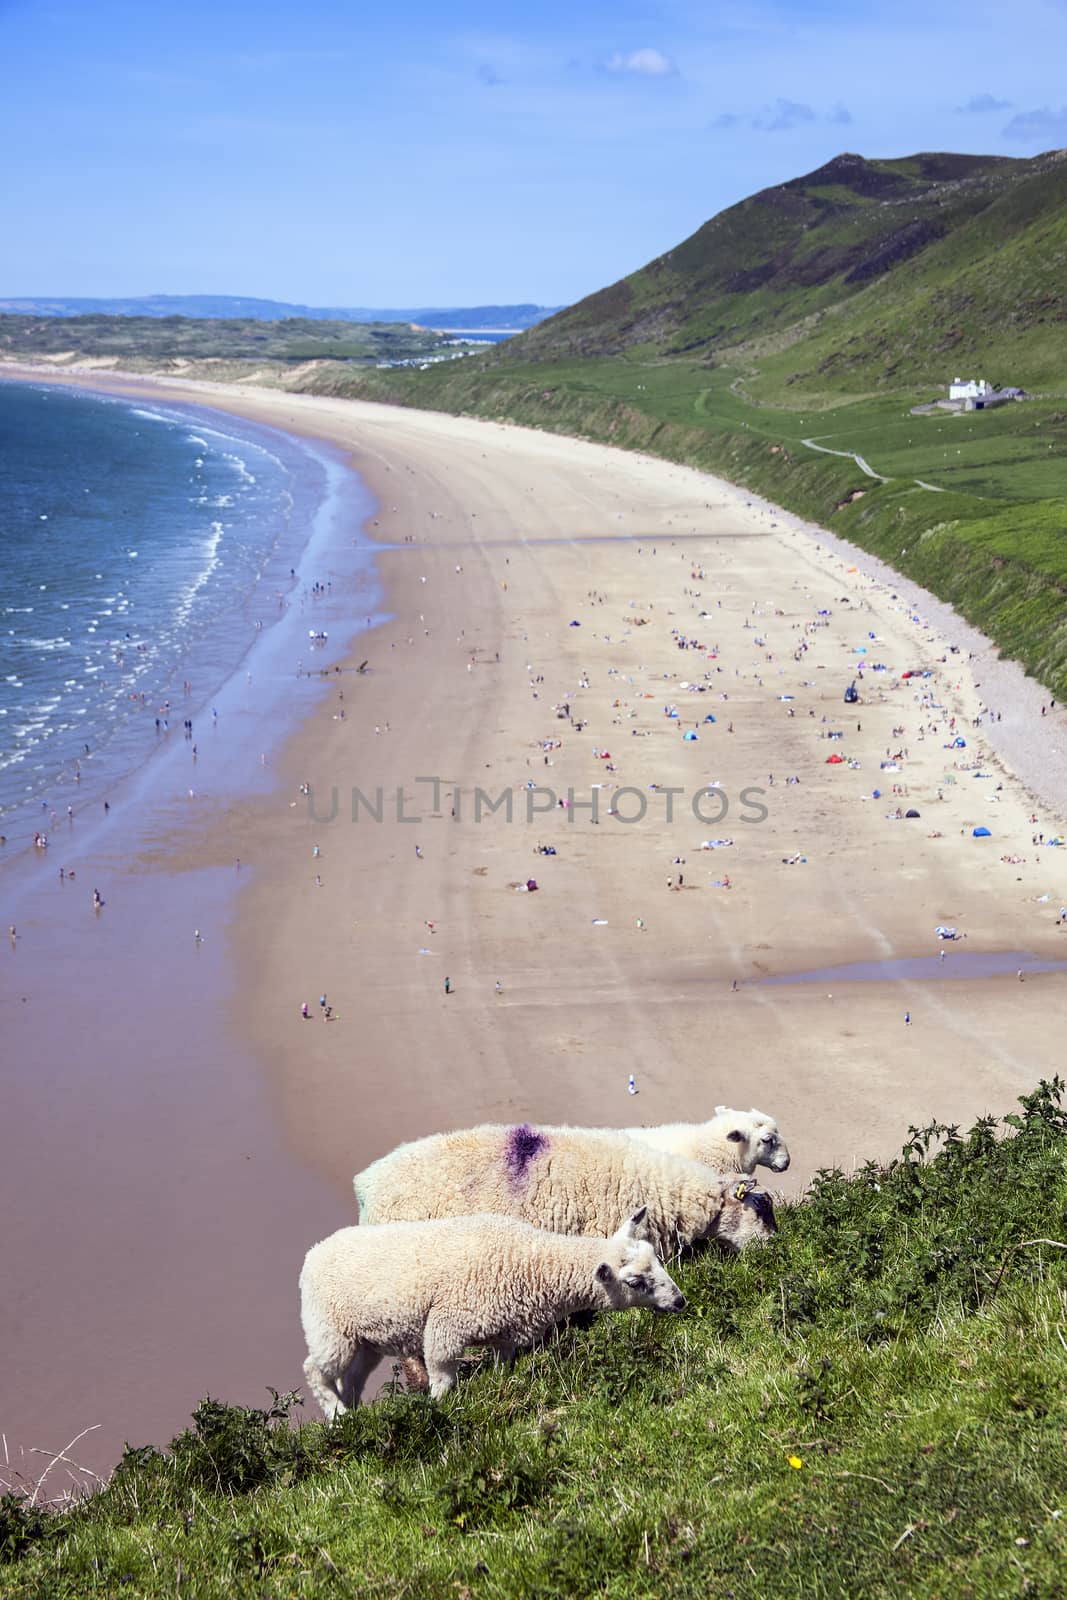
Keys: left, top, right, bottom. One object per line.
{"left": 303, "top": 1355, "right": 346, "bottom": 1420}
{"left": 303, "top": 1339, "right": 375, "bottom": 1418}
{"left": 422, "top": 1316, "right": 462, "bottom": 1399}
{"left": 337, "top": 1343, "right": 377, "bottom": 1410}
{"left": 401, "top": 1356, "right": 430, "bottom": 1392}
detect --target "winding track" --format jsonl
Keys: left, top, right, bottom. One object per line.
{"left": 802, "top": 435, "right": 945, "bottom": 492}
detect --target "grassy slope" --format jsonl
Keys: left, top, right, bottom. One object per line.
{"left": 3, "top": 1083, "right": 1066, "bottom": 1599}
{"left": 511, "top": 148, "right": 1067, "bottom": 389}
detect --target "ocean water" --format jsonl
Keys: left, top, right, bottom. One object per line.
{"left": 0, "top": 381, "right": 363, "bottom": 836}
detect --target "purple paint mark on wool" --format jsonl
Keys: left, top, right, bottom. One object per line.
{"left": 503, "top": 1124, "right": 548, "bottom": 1180}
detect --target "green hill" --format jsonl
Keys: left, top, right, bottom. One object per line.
{"left": 3, "top": 1083, "right": 1066, "bottom": 1599}
{"left": 509, "top": 147, "right": 1067, "bottom": 396}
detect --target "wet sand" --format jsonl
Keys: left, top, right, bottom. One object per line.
{"left": 4, "top": 366, "right": 1067, "bottom": 1483}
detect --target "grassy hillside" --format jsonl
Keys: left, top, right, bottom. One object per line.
{"left": 511, "top": 148, "right": 1067, "bottom": 396}
{"left": 3, "top": 1082, "right": 1066, "bottom": 1599}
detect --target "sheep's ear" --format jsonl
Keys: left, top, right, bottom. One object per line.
{"left": 595, "top": 1262, "right": 614, "bottom": 1285}
{"left": 714, "top": 1104, "right": 727, "bottom": 1115}
{"left": 732, "top": 1179, "right": 755, "bottom": 1200}
{"left": 616, "top": 1205, "right": 647, "bottom": 1240}
{"left": 727, "top": 1128, "right": 745, "bottom": 1143}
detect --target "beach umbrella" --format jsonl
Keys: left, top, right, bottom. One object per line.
{"left": 972, "top": 826, "right": 991, "bottom": 837}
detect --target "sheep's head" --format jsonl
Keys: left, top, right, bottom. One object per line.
{"left": 714, "top": 1105, "right": 791, "bottom": 1173}
{"left": 594, "top": 1206, "right": 687, "bottom": 1313}
{"left": 714, "top": 1177, "right": 778, "bottom": 1249}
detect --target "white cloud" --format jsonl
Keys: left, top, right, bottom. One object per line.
{"left": 605, "top": 48, "right": 675, "bottom": 76}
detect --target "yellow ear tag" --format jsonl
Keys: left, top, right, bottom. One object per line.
{"left": 734, "top": 1182, "right": 751, "bottom": 1200}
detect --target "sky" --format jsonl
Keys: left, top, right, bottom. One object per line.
{"left": 2, "top": 0, "right": 1066, "bottom": 308}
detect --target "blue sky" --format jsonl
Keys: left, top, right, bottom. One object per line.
{"left": 3, "top": 0, "right": 1065, "bottom": 307}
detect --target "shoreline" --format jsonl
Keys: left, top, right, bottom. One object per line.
{"left": 5, "top": 363, "right": 1067, "bottom": 1479}
{"left": 0, "top": 376, "right": 379, "bottom": 860}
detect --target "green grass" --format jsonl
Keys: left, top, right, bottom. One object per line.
{"left": 511, "top": 147, "right": 1067, "bottom": 391}
{"left": 4, "top": 1082, "right": 1067, "bottom": 1599}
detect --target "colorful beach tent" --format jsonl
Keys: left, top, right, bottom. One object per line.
{"left": 905, "top": 809, "right": 920, "bottom": 818}
{"left": 972, "top": 826, "right": 992, "bottom": 837}
{"left": 826, "top": 753, "right": 844, "bottom": 764}
{"left": 683, "top": 730, "right": 698, "bottom": 741}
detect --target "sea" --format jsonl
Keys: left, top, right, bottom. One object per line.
{"left": 0, "top": 380, "right": 372, "bottom": 842}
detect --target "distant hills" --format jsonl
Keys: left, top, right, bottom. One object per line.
{"left": 507, "top": 148, "right": 1067, "bottom": 395}
{"left": 0, "top": 295, "right": 563, "bottom": 331}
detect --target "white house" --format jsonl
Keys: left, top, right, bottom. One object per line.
{"left": 949, "top": 376, "right": 994, "bottom": 401}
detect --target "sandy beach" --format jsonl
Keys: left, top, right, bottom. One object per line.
{"left": 4, "top": 365, "right": 1067, "bottom": 1479}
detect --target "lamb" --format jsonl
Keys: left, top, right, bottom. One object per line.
{"left": 353, "top": 1123, "right": 778, "bottom": 1258}
{"left": 299, "top": 1206, "right": 684, "bottom": 1414}
{"left": 621, "top": 1106, "right": 790, "bottom": 1175}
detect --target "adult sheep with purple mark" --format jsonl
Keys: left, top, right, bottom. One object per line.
{"left": 300, "top": 1207, "right": 685, "bottom": 1414}
{"left": 353, "top": 1123, "right": 777, "bottom": 1258}
{"left": 622, "top": 1106, "right": 790, "bottom": 1175}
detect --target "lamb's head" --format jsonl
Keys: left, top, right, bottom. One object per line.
{"left": 713, "top": 1177, "right": 778, "bottom": 1250}
{"left": 593, "top": 1206, "right": 686, "bottom": 1314}
{"left": 713, "top": 1105, "right": 791, "bottom": 1173}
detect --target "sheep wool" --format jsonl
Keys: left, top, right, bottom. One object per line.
{"left": 300, "top": 1208, "right": 685, "bottom": 1415}
{"left": 354, "top": 1123, "right": 777, "bottom": 1258}
{"left": 622, "top": 1106, "right": 791, "bottom": 1174}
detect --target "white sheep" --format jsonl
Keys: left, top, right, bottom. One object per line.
{"left": 353, "top": 1123, "right": 777, "bottom": 1258}
{"left": 300, "top": 1206, "right": 684, "bottom": 1413}
{"left": 622, "top": 1106, "right": 790, "bottom": 1174}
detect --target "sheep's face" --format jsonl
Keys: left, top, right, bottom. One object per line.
{"left": 594, "top": 1207, "right": 687, "bottom": 1313}
{"left": 753, "top": 1119, "right": 791, "bottom": 1173}
{"left": 716, "top": 1178, "right": 778, "bottom": 1249}
{"left": 717, "top": 1106, "right": 791, "bottom": 1172}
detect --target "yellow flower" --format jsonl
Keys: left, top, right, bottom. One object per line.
{"left": 788, "top": 1455, "right": 803, "bottom": 1470}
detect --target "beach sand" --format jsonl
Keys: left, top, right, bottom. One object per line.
{"left": 4, "top": 366, "right": 1067, "bottom": 1476}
